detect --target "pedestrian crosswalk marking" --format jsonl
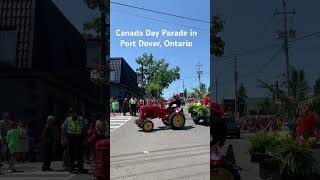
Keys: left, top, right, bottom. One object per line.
{"left": 110, "top": 116, "right": 133, "bottom": 132}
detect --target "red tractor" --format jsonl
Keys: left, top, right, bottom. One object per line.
{"left": 135, "top": 104, "right": 185, "bottom": 132}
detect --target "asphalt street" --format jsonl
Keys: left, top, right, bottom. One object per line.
{"left": 110, "top": 108, "right": 210, "bottom": 180}
{"left": 110, "top": 115, "right": 133, "bottom": 132}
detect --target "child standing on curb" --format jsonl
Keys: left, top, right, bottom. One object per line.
{"left": 6, "top": 122, "right": 18, "bottom": 173}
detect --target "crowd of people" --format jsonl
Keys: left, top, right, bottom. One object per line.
{"left": 110, "top": 94, "right": 187, "bottom": 117}
{"left": 0, "top": 109, "right": 109, "bottom": 174}
{"left": 0, "top": 113, "right": 29, "bottom": 174}
{"left": 239, "top": 116, "right": 283, "bottom": 132}
{"left": 110, "top": 96, "right": 146, "bottom": 116}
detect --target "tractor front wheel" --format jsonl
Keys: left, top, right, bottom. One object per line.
{"left": 143, "top": 120, "right": 154, "bottom": 132}
{"left": 170, "top": 114, "right": 185, "bottom": 129}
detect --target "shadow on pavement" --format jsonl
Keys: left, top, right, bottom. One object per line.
{"left": 138, "top": 126, "right": 195, "bottom": 132}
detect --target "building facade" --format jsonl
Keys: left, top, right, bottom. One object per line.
{"left": 110, "top": 57, "right": 139, "bottom": 101}
{"left": 0, "top": 0, "right": 105, "bottom": 135}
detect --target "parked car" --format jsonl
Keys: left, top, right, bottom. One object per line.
{"left": 225, "top": 118, "right": 240, "bottom": 139}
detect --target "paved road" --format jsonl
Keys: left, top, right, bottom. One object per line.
{"left": 221, "top": 133, "right": 262, "bottom": 180}
{"left": 0, "top": 162, "right": 92, "bottom": 180}
{"left": 111, "top": 115, "right": 133, "bottom": 132}
{"left": 110, "top": 108, "right": 210, "bottom": 180}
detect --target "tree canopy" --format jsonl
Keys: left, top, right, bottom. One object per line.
{"left": 82, "top": 0, "right": 109, "bottom": 40}
{"left": 136, "top": 53, "right": 180, "bottom": 98}
{"left": 192, "top": 83, "right": 208, "bottom": 101}
{"left": 211, "top": 16, "right": 225, "bottom": 57}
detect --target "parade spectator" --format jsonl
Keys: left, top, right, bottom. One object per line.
{"left": 0, "top": 112, "right": 13, "bottom": 164}
{"left": 16, "top": 121, "right": 29, "bottom": 163}
{"left": 95, "top": 115, "right": 108, "bottom": 139}
{"left": 123, "top": 98, "right": 129, "bottom": 116}
{"left": 112, "top": 100, "right": 119, "bottom": 116}
{"left": 110, "top": 97, "right": 114, "bottom": 114}
{"left": 87, "top": 122, "right": 97, "bottom": 164}
{"left": 52, "top": 120, "right": 62, "bottom": 162}
{"left": 62, "top": 109, "right": 86, "bottom": 174}
{"left": 129, "top": 96, "right": 138, "bottom": 116}
{"left": 42, "top": 116, "right": 56, "bottom": 171}
{"left": 0, "top": 129, "right": 2, "bottom": 172}
{"left": 137, "top": 99, "right": 145, "bottom": 113}
{"left": 6, "top": 122, "right": 18, "bottom": 173}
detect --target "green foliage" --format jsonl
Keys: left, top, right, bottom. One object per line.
{"left": 237, "top": 83, "right": 247, "bottom": 117}
{"left": 314, "top": 78, "right": 320, "bottom": 95}
{"left": 192, "top": 83, "right": 208, "bottom": 101}
{"left": 195, "top": 105, "right": 209, "bottom": 117}
{"left": 237, "top": 83, "right": 248, "bottom": 101}
{"left": 187, "top": 103, "right": 198, "bottom": 112}
{"left": 82, "top": 0, "right": 109, "bottom": 11}
{"left": 274, "top": 131, "right": 293, "bottom": 142}
{"left": 270, "top": 139, "right": 314, "bottom": 176}
{"left": 83, "top": 17, "right": 102, "bottom": 35}
{"left": 259, "top": 66, "right": 320, "bottom": 128}
{"left": 211, "top": 16, "right": 225, "bottom": 56}
{"left": 136, "top": 53, "right": 180, "bottom": 98}
{"left": 248, "top": 132, "right": 276, "bottom": 154}
{"left": 183, "top": 88, "right": 188, "bottom": 98}
{"left": 82, "top": 0, "right": 110, "bottom": 53}
{"left": 146, "top": 83, "right": 162, "bottom": 98}
{"left": 313, "top": 79, "right": 320, "bottom": 114}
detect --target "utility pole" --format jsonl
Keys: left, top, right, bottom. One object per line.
{"left": 275, "top": 0, "right": 296, "bottom": 90}
{"left": 98, "top": 1, "right": 107, "bottom": 118}
{"left": 182, "top": 80, "right": 185, "bottom": 97}
{"left": 196, "top": 62, "right": 203, "bottom": 88}
{"left": 234, "top": 56, "right": 238, "bottom": 121}
{"left": 140, "top": 65, "right": 148, "bottom": 98}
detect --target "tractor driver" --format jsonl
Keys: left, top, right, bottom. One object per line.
{"left": 169, "top": 93, "right": 182, "bottom": 108}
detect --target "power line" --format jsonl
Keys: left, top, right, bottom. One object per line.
{"left": 239, "top": 47, "right": 283, "bottom": 78}
{"left": 290, "top": 31, "right": 320, "bottom": 42}
{"left": 215, "top": 30, "right": 320, "bottom": 62}
{"left": 216, "top": 44, "right": 280, "bottom": 61}
{"left": 110, "top": 8, "right": 208, "bottom": 32}
{"left": 111, "top": 1, "right": 210, "bottom": 24}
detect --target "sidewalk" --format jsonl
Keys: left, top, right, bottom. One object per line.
{"left": 0, "top": 161, "right": 93, "bottom": 180}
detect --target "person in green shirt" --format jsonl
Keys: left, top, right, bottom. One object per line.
{"left": 129, "top": 96, "right": 138, "bottom": 116}
{"left": 112, "top": 100, "right": 119, "bottom": 116}
{"left": 6, "top": 122, "right": 18, "bottom": 172}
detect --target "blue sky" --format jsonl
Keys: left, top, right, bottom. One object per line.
{"left": 53, "top": 0, "right": 210, "bottom": 99}
{"left": 110, "top": 0, "right": 210, "bottom": 98}
{"left": 214, "top": 0, "right": 320, "bottom": 100}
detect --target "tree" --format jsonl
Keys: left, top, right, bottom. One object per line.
{"left": 146, "top": 83, "right": 162, "bottom": 99}
{"left": 82, "top": 0, "right": 109, "bottom": 10}
{"left": 314, "top": 78, "right": 320, "bottom": 95}
{"left": 237, "top": 83, "right": 248, "bottom": 117}
{"left": 184, "top": 88, "right": 188, "bottom": 98}
{"left": 211, "top": 16, "right": 225, "bottom": 57}
{"left": 259, "top": 66, "right": 320, "bottom": 130}
{"left": 313, "top": 78, "right": 320, "bottom": 114}
{"left": 192, "top": 83, "right": 208, "bottom": 101}
{"left": 135, "top": 53, "right": 180, "bottom": 98}
{"left": 82, "top": 0, "right": 110, "bottom": 48}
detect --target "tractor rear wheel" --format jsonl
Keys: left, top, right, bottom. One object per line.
{"left": 143, "top": 120, "right": 154, "bottom": 132}
{"left": 170, "top": 114, "right": 185, "bottom": 129}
